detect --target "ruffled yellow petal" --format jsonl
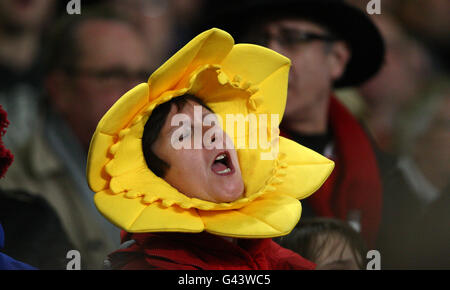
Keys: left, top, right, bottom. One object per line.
{"left": 221, "top": 44, "right": 290, "bottom": 86}
{"left": 94, "top": 190, "right": 204, "bottom": 233}
{"left": 87, "top": 132, "right": 114, "bottom": 192}
{"left": 251, "top": 62, "right": 289, "bottom": 119}
{"left": 96, "top": 83, "right": 149, "bottom": 135}
{"left": 87, "top": 83, "right": 149, "bottom": 192}
{"left": 200, "top": 193, "right": 301, "bottom": 238}
{"left": 277, "top": 137, "right": 335, "bottom": 200}
{"left": 148, "top": 29, "right": 234, "bottom": 100}
{"left": 128, "top": 201, "right": 204, "bottom": 233}
{"left": 94, "top": 190, "right": 148, "bottom": 230}
{"left": 104, "top": 118, "right": 145, "bottom": 177}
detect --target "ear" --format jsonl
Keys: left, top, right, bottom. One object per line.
{"left": 328, "top": 41, "right": 351, "bottom": 82}
{"left": 45, "top": 71, "right": 73, "bottom": 113}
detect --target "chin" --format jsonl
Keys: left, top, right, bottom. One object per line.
{"left": 215, "top": 180, "right": 244, "bottom": 203}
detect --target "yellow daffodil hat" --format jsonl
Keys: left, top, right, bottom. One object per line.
{"left": 87, "top": 28, "right": 334, "bottom": 239}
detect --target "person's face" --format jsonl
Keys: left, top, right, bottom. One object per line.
{"left": 152, "top": 101, "right": 245, "bottom": 203}
{"left": 261, "top": 19, "right": 349, "bottom": 122}
{"left": 359, "top": 16, "right": 430, "bottom": 107}
{"left": 51, "top": 19, "right": 149, "bottom": 148}
{"left": 314, "top": 234, "right": 362, "bottom": 270}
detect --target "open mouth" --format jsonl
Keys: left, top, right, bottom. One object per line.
{"left": 211, "top": 151, "right": 235, "bottom": 176}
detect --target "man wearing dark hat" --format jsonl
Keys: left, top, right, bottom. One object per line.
{"left": 204, "top": 0, "right": 386, "bottom": 248}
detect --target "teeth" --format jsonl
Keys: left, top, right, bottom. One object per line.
{"left": 217, "top": 168, "right": 231, "bottom": 174}
{"left": 215, "top": 154, "right": 226, "bottom": 161}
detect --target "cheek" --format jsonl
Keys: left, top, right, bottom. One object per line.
{"left": 167, "top": 150, "right": 208, "bottom": 177}
{"left": 293, "top": 53, "right": 330, "bottom": 83}
{"left": 76, "top": 85, "right": 121, "bottom": 121}
{"left": 163, "top": 150, "right": 210, "bottom": 197}
{"left": 94, "top": 95, "right": 121, "bottom": 116}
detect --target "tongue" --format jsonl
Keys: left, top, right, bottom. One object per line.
{"left": 211, "top": 162, "right": 228, "bottom": 173}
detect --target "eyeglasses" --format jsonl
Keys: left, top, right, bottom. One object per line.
{"left": 256, "top": 27, "right": 339, "bottom": 47}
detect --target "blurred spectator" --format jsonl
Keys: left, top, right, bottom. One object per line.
{"left": 358, "top": 13, "right": 435, "bottom": 153}
{"left": 409, "top": 190, "right": 450, "bottom": 269}
{"left": 397, "top": 78, "right": 450, "bottom": 197}
{"left": 111, "top": 0, "right": 205, "bottom": 69}
{"left": 1, "top": 105, "right": 72, "bottom": 270}
{"left": 111, "top": 0, "right": 174, "bottom": 69}
{"left": 45, "top": 8, "right": 149, "bottom": 149}
{"left": 401, "top": 79, "right": 449, "bottom": 267}
{"left": 377, "top": 78, "right": 450, "bottom": 269}
{"left": 1, "top": 6, "right": 151, "bottom": 269}
{"left": 396, "top": 0, "right": 450, "bottom": 71}
{"left": 0, "top": 0, "right": 57, "bottom": 153}
{"left": 0, "top": 0, "right": 56, "bottom": 71}
{"left": 203, "top": 0, "right": 386, "bottom": 247}
{"left": 277, "top": 218, "right": 367, "bottom": 270}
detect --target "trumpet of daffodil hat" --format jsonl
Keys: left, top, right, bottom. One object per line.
{"left": 87, "top": 28, "right": 334, "bottom": 238}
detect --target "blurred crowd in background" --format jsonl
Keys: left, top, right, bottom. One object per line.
{"left": 0, "top": 0, "right": 448, "bottom": 270}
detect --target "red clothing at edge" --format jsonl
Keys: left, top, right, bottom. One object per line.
{"left": 108, "top": 231, "right": 316, "bottom": 270}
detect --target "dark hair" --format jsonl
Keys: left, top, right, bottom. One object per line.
{"left": 276, "top": 218, "right": 367, "bottom": 269}
{"left": 142, "top": 94, "right": 213, "bottom": 178}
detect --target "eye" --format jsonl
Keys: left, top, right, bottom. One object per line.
{"left": 178, "top": 128, "right": 191, "bottom": 142}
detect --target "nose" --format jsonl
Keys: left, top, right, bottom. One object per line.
{"left": 202, "top": 122, "right": 228, "bottom": 150}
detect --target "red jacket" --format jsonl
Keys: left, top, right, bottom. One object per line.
{"left": 108, "top": 231, "right": 316, "bottom": 270}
